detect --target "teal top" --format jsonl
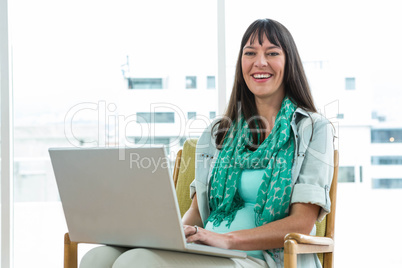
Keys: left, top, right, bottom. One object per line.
{"left": 205, "top": 169, "right": 266, "bottom": 260}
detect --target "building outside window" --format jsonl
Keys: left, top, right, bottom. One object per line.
{"left": 133, "top": 137, "right": 171, "bottom": 154}
{"left": 136, "top": 112, "right": 175, "bottom": 123}
{"left": 372, "top": 178, "right": 402, "bottom": 189}
{"left": 371, "top": 129, "right": 402, "bottom": 143}
{"left": 338, "top": 166, "right": 355, "bottom": 182}
{"left": 128, "top": 78, "right": 163, "bottom": 89}
{"left": 207, "top": 76, "right": 216, "bottom": 89}
{"left": 187, "top": 112, "right": 196, "bottom": 119}
{"left": 185, "top": 76, "right": 197, "bottom": 89}
{"left": 336, "top": 113, "right": 344, "bottom": 119}
{"left": 209, "top": 111, "right": 216, "bottom": 119}
{"left": 180, "top": 137, "right": 187, "bottom": 146}
{"left": 345, "top": 77, "right": 356, "bottom": 90}
{"left": 133, "top": 137, "right": 170, "bottom": 145}
{"left": 372, "top": 156, "right": 402, "bottom": 165}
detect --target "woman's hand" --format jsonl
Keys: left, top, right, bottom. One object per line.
{"left": 183, "top": 224, "right": 232, "bottom": 249}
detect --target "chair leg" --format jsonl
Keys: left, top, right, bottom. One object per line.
{"left": 323, "top": 252, "right": 334, "bottom": 268}
{"left": 284, "top": 239, "right": 298, "bottom": 268}
{"left": 64, "top": 233, "right": 78, "bottom": 268}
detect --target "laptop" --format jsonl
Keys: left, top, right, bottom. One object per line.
{"left": 49, "top": 146, "right": 247, "bottom": 259}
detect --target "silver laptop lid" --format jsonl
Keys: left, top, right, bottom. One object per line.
{"left": 49, "top": 147, "right": 187, "bottom": 250}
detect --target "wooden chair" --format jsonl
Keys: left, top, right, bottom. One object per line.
{"left": 64, "top": 141, "right": 338, "bottom": 268}
{"left": 284, "top": 150, "right": 339, "bottom": 268}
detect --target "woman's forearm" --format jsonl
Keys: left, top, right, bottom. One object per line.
{"left": 182, "top": 207, "right": 203, "bottom": 226}
{"left": 182, "top": 193, "right": 204, "bottom": 227}
{"left": 226, "top": 203, "right": 320, "bottom": 251}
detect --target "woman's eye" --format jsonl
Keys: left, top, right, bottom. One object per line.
{"left": 244, "top": 51, "right": 255, "bottom": 56}
{"left": 267, "top": 52, "right": 280, "bottom": 56}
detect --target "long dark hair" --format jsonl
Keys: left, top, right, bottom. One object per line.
{"left": 214, "top": 18, "right": 317, "bottom": 149}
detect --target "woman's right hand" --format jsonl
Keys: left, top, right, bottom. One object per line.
{"left": 183, "top": 224, "right": 199, "bottom": 238}
{"left": 184, "top": 224, "right": 232, "bottom": 249}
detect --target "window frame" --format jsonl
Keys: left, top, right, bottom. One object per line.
{"left": 1, "top": 0, "right": 14, "bottom": 266}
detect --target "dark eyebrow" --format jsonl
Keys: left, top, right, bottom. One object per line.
{"left": 243, "top": 45, "right": 281, "bottom": 51}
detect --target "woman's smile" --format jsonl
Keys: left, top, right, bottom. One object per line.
{"left": 251, "top": 72, "right": 273, "bottom": 82}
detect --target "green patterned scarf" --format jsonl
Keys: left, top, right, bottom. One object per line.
{"left": 207, "top": 96, "right": 296, "bottom": 228}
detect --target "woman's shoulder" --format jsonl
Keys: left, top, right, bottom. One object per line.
{"left": 295, "top": 108, "right": 333, "bottom": 129}
{"left": 294, "top": 108, "right": 335, "bottom": 144}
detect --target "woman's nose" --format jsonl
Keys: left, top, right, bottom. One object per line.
{"left": 254, "top": 54, "right": 268, "bottom": 67}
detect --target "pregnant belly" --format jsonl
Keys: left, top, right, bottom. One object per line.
{"left": 205, "top": 203, "right": 265, "bottom": 260}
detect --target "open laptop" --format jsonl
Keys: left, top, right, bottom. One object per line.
{"left": 49, "top": 146, "right": 246, "bottom": 259}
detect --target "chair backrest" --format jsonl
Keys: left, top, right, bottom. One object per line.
{"left": 314, "top": 150, "right": 338, "bottom": 267}
{"left": 322, "top": 150, "right": 338, "bottom": 268}
{"left": 173, "top": 140, "right": 339, "bottom": 268}
{"left": 173, "top": 139, "right": 198, "bottom": 217}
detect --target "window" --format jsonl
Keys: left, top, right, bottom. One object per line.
{"left": 136, "top": 112, "right": 175, "bottom": 123}
{"left": 338, "top": 166, "right": 355, "bottom": 182}
{"left": 6, "top": 1, "right": 219, "bottom": 267}
{"left": 180, "top": 137, "right": 187, "bottom": 146}
{"left": 185, "top": 76, "right": 197, "bottom": 89}
{"left": 372, "top": 156, "right": 402, "bottom": 165}
{"left": 371, "top": 129, "right": 402, "bottom": 143}
{"left": 133, "top": 137, "right": 171, "bottom": 153}
{"left": 336, "top": 113, "right": 344, "bottom": 119}
{"left": 207, "top": 76, "right": 216, "bottom": 89}
{"left": 14, "top": 160, "right": 49, "bottom": 201}
{"left": 302, "top": 60, "right": 326, "bottom": 70}
{"left": 345, "top": 77, "right": 356, "bottom": 90}
{"left": 133, "top": 137, "right": 170, "bottom": 145}
{"left": 209, "top": 111, "right": 216, "bottom": 119}
{"left": 372, "top": 178, "right": 402, "bottom": 189}
{"left": 187, "top": 112, "right": 196, "bottom": 119}
{"left": 128, "top": 78, "right": 163, "bottom": 89}
{"left": 372, "top": 111, "right": 387, "bottom": 122}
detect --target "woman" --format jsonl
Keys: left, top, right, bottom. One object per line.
{"left": 80, "top": 18, "right": 334, "bottom": 268}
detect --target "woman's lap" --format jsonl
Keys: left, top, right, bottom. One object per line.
{"left": 79, "top": 246, "right": 129, "bottom": 268}
{"left": 80, "top": 246, "right": 269, "bottom": 268}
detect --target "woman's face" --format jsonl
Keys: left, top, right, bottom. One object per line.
{"left": 241, "top": 34, "right": 286, "bottom": 103}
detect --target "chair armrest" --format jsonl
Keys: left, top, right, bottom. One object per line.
{"left": 284, "top": 233, "right": 334, "bottom": 246}
{"left": 284, "top": 233, "right": 334, "bottom": 255}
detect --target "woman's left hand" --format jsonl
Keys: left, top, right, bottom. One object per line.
{"left": 183, "top": 224, "right": 232, "bottom": 249}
